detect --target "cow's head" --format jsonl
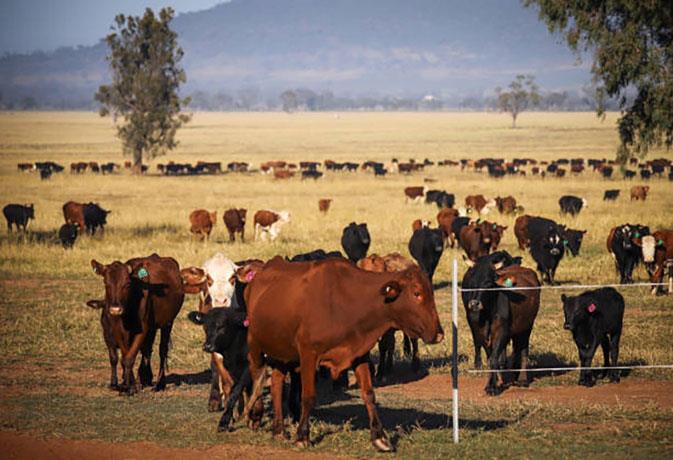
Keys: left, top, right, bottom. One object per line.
{"left": 237, "top": 208, "right": 247, "bottom": 224}
{"left": 462, "top": 256, "right": 515, "bottom": 318}
{"left": 201, "top": 253, "right": 239, "bottom": 308}
{"left": 581, "top": 198, "right": 588, "bottom": 209}
{"left": 562, "top": 229, "right": 586, "bottom": 257}
{"left": 357, "top": 254, "right": 386, "bottom": 273}
{"left": 350, "top": 222, "right": 370, "bottom": 246}
{"left": 561, "top": 293, "right": 597, "bottom": 331}
{"left": 25, "top": 204, "right": 35, "bottom": 220}
{"left": 278, "top": 210, "right": 291, "bottom": 223}
{"left": 187, "top": 308, "right": 248, "bottom": 353}
{"left": 381, "top": 266, "right": 443, "bottom": 345}
{"left": 640, "top": 235, "right": 657, "bottom": 264}
{"left": 90, "top": 259, "right": 148, "bottom": 316}
{"left": 544, "top": 228, "right": 564, "bottom": 257}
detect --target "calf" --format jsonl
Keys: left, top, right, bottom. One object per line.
{"left": 603, "top": 190, "right": 620, "bottom": 201}
{"left": 223, "top": 208, "right": 246, "bottom": 242}
{"left": 559, "top": 195, "right": 586, "bottom": 216}
{"left": 630, "top": 185, "right": 649, "bottom": 201}
{"left": 529, "top": 224, "right": 565, "bottom": 284}
{"left": 465, "top": 195, "right": 495, "bottom": 214}
{"left": 462, "top": 252, "right": 540, "bottom": 394}
{"left": 437, "top": 207, "right": 459, "bottom": 246}
{"left": 408, "top": 227, "right": 444, "bottom": 282}
{"left": 607, "top": 224, "right": 650, "bottom": 283}
{"left": 459, "top": 222, "right": 492, "bottom": 262}
{"left": 561, "top": 228, "right": 587, "bottom": 257}
{"left": 450, "top": 216, "right": 471, "bottom": 248}
{"left": 404, "top": 186, "right": 426, "bottom": 204}
{"left": 181, "top": 253, "right": 240, "bottom": 311}
{"left": 341, "top": 222, "right": 371, "bottom": 262}
{"left": 640, "top": 230, "right": 673, "bottom": 295}
{"left": 318, "top": 198, "right": 332, "bottom": 214}
{"left": 253, "top": 209, "right": 290, "bottom": 242}
{"left": 58, "top": 223, "right": 79, "bottom": 249}
{"left": 301, "top": 170, "right": 323, "bottom": 180}
{"left": 425, "top": 190, "right": 454, "bottom": 209}
{"left": 495, "top": 196, "right": 517, "bottom": 214}
{"left": 562, "top": 288, "right": 624, "bottom": 386}
{"left": 3, "top": 204, "right": 34, "bottom": 232}
{"left": 190, "top": 209, "right": 217, "bottom": 241}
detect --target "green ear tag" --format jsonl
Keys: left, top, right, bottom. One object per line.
{"left": 634, "top": 232, "right": 640, "bottom": 238}
{"left": 563, "top": 239, "right": 569, "bottom": 246}
{"left": 137, "top": 267, "right": 149, "bottom": 280}
{"left": 658, "top": 239, "right": 665, "bottom": 246}
{"left": 492, "top": 224, "right": 497, "bottom": 229}
{"left": 504, "top": 278, "right": 513, "bottom": 288}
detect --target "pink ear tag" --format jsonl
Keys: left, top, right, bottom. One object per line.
{"left": 587, "top": 303, "right": 597, "bottom": 313}
{"left": 245, "top": 271, "right": 255, "bottom": 282}
{"left": 243, "top": 318, "right": 250, "bottom": 327}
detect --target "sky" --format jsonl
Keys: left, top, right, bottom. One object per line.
{"left": 0, "top": 0, "right": 227, "bottom": 55}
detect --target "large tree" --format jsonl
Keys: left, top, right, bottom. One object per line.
{"left": 524, "top": 0, "right": 673, "bottom": 162}
{"left": 495, "top": 74, "right": 541, "bottom": 128}
{"left": 95, "top": 8, "right": 190, "bottom": 174}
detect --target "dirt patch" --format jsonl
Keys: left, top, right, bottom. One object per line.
{"left": 0, "top": 431, "right": 351, "bottom": 460}
{"left": 378, "top": 374, "right": 673, "bottom": 409}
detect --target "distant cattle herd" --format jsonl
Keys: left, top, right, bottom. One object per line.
{"left": 4, "top": 154, "right": 673, "bottom": 452}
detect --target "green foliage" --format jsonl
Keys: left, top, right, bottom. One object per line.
{"left": 495, "top": 75, "right": 541, "bottom": 128}
{"left": 95, "top": 8, "right": 190, "bottom": 173}
{"left": 524, "top": 0, "right": 673, "bottom": 163}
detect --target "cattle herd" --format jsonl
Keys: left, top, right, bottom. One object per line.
{"left": 3, "top": 154, "right": 673, "bottom": 453}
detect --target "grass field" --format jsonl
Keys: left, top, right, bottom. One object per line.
{"left": 1, "top": 111, "right": 672, "bottom": 458}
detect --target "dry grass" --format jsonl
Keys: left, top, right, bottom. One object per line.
{"left": 0, "top": 111, "right": 672, "bottom": 457}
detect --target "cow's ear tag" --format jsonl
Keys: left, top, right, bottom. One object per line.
{"left": 492, "top": 224, "right": 497, "bottom": 230}
{"left": 503, "top": 278, "right": 513, "bottom": 288}
{"left": 243, "top": 318, "right": 250, "bottom": 327}
{"left": 634, "top": 232, "right": 640, "bottom": 238}
{"left": 587, "top": 303, "right": 597, "bottom": 313}
{"left": 137, "top": 267, "right": 149, "bottom": 280}
{"left": 563, "top": 239, "right": 569, "bottom": 246}
{"left": 658, "top": 239, "right": 665, "bottom": 246}
{"left": 245, "top": 270, "right": 255, "bottom": 282}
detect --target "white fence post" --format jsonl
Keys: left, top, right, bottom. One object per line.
{"left": 451, "top": 258, "right": 459, "bottom": 443}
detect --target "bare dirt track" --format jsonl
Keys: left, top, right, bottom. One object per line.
{"left": 379, "top": 374, "right": 673, "bottom": 408}
{"left": 0, "top": 431, "right": 351, "bottom": 460}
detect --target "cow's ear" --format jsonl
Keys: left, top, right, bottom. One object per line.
{"left": 561, "top": 294, "right": 567, "bottom": 302}
{"left": 91, "top": 259, "right": 106, "bottom": 276}
{"left": 228, "top": 310, "right": 248, "bottom": 327}
{"left": 187, "top": 311, "right": 204, "bottom": 325}
{"left": 380, "top": 281, "right": 401, "bottom": 302}
{"left": 462, "top": 255, "right": 475, "bottom": 268}
{"left": 496, "top": 275, "right": 516, "bottom": 287}
{"left": 86, "top": 299, "right": 105, "bottom": 309}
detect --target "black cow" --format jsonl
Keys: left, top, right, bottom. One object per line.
{"left": 562, "top": 288, "right": 624, "bottom": 386}
{"left": 301, "top": 170, "right": 323, "bottom": 180}
{"left": 561, "top": 228, "right": 587, "bottom": 257}
{"left": 425, "top": 190, "right": 455, "bottom": 209}
{"left": 601, "top": 166, "right": 613, "bottom": 178}
{"left": 462, "top": 251, "right": 540, "bottom": 394}
{"left": 58, "top": 223, "right": 79, "bottom": 249}
{"left": 290, "top": 249, "right": 344, "bottom": 262}
{"left": 450, "top": 216, "right": 471, "bottom": 245}
{"left": 340, "top": 222, "right": 371, "bottom": 262}
{"left": 373, "top": 164, "right": 387, "bottom": 176}
{"left": 559, "top": 195, "right": 586, "bottom": 216}
{"left": 408, "top": 227, "right": 444, "bottom": 283}
{"left": 3, "top": 204, "right": 34, "bottom": 232}
{"left": 529, "top": 224, "right": 565, "bottom": 284}
{"left": 623, "top": 170, "right": 636, "bottom": 179}
{"left": 40, "top": 168, "right": 52, "bottom": 180}
{"left": 603, "top": 190, "right": 620, "bottom": 201}
{"left": 83, "top": 203, "right": 110, "bottom": 235}
{"left": 608, "top": 224, "right": 650, "bottom": 283}
{"left": 640, "top": 169, "right": 651, "bottom": 180}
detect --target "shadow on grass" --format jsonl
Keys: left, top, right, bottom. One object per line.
{"left": 166, "top": 369, "right": 212, "bottom": 387}
{"left": 0, "top": 230, "right": 59, "bottom": 245}
{"left": 131, "top": 223, "right": 182, "bottom": 238}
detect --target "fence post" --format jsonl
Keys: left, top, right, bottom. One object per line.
{"left": 451, "top": 258, "right": 459, "bottom": 443}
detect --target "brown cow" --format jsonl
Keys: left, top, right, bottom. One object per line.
{"left": 630, "top": 185, "right": 650, "bottom": 201}
{"left": 411, "top": 219, "right": 430, "bottom": 233}
{"left": 223, "top": 208, "right": 246, "bottom": 242}
{"left": 242, "top": 257, "right": 443, "bottom": 451}
{"left": 437, "top": 208, "right": 459, "bottom": 246}
{"left": 190, "top": 209, "right": 217, "bottom": 240}
{"left": 273, "top": 170, "right": 295, "bottom": 179}
{"left": 404, "top": 186, "right": 426, "bottom": 203}
{"left": 465, "top": 195, "right": 495, "bottom": 214}
{"left": 63, "top": 201, "right": 86, "bottom": 229}
{"left": 641, "top": 230, "right": 673, "bottom": 295}
{"left": 514, "top": 215, "right": 532, "bottom": 249}
{"left": 318, "top": 198, "right": 332, "bottom": 214}
{"left": 86, "top": 254, "right": 185, "bottom": 394}
{"left": 459, "top": 222, "right": 493, "bottom": 261}
{"left": 253, "top": 209, "right": 290, "bottom": 241}
{"left": 495, "top": 196, "right": 517, "bottom": 214}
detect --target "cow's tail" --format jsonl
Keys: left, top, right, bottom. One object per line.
{"left": 218, "top": 367, "right": 252, "bottom": 432}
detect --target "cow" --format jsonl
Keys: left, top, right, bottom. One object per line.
{"left": 404, "top": 186, "right": 426, "bottom": 204}
{"left": 301, "top": 170, "right": 323, "bottom": 180}
{"left": 223, "top": 208, "right": 246, "bottom": 243}
{"left": 562, "top": 228, "right": 587, "bottom": 257}
{"left": 529, "top": 223, "right": 565, "bottom": 284}
{"left": 450, "top": 216, "right": 471, "bottom": 248}
{"left": 640, "top": 169, "right": 652, "bottom": 180}
{"left": 63, "top": 201, "right": 110, "bottom": 236}
{"left": 17, "top": 163, "right": 34, "bottom": 172}
{"left": 459, "top": 222, "right": 493, "bottom": 262}
{"left": 465, "top": 195, "right": 491, "bottom": 214}
{"left": 373, "top": 164, "right": 387, "bottom": 176}
{"left": 462, "top": 251, "right": 540, "bottom": 394}
{"left": 630, "top": 185, "right": 649, "bottom": 201}
{"left": 561, "top": 288, "right": 624, "bottom": 386}
{"left": 640, "top": 230, "right": 673, "bottom": 295}
{"left": 495, "top": 196, "right": 517, "bottom": 214}
{"left": 408, "top": 227, "right": 444, "bottom": 282}
{"left": 86, "top": 254, "right": 185, "bottom": 394}
{"left": 318, "top": 199, "right": 332, "bottom": 214}
{"left": 341, "top": 222, "right": 371, "bottom": 262}
{"left": 357, "top": 253, "right": 420, "bottom": 379}
{"left": 3, "top": 204, "right": 34, "bottom": 232}
{"left": 514, "top": 215, "right": 531, "bottom": 250}
{"left": 559, "top": 195, "right": 587, "bottom": 216}
{"left": 603, "top": 190, "right": 620, "bottom": 201}
{"left": 437, "top": 207, "right": 459, "bottom": 246}
{"left": 181, "top": 253, "right": 240, "bottom": 312}
{"left": 425, "top": 190, "right": 454, "bottom": 209}
{"left": 273, "top": 170, "right": 295, "bottom": 180}
{"left": 237, "top": 256, "right": 443, "bottom": 451}
{"left": 190, "top": 209, "right": 217, "bottom": 241}
{"left": 58, "top": 223, "right": 79, "bottom": 249}
{"left": 253, "top": 209, "right": 290, "bottom": 242}
{"left": 412, "top": 219, "right": 430, "bottom": 233}
{"left": 290, "top": 249, "right": 344, "bottom": 262}
{"left": 607, "top": 224, "right": 651, "bottom": 283}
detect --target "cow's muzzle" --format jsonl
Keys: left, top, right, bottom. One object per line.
{"left": 203, "top": 343, "right": 215, "bottom": 353}
{"left": 468, "top": 299, "right": 483, "bottom": 311}
{"left": 550, "top": 248, "right": 561, "bottom": 256}
{"left": 108, "top": 305, "right": 124, "bottom": 316}
{"left": 563, "top": 322, "right": 571, "bottom": 330}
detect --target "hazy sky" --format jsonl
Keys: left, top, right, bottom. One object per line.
{"left": 0, "top": 0, "right": 227, "bottom": 55}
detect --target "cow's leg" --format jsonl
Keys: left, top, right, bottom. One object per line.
{"left": 409, "top": 337, "right": 419, "bottom": 373}
{"left": 154, "top": 323, "right": 173, "bottom": 391}
{"left": 597, "top": 336, "right": 610, "bottom": 379}
{"left": 577, "top": 342, "right": 599, "bottom": 386}
{"left": 229, "top": 229, "right": 235, "bottom": 242}
{"left": 208, "top": 359, "right": 223, "bottom": 412}
{"left": 245, "top": 348, "right": 266, "bottom": 430}
{"left": 486, "top": 328, "right": 508, "bottom": 395}
{"left": 219, "top": 366, "right": 251, "bottom": 432}
{"left": 609, "top": 333, "right": 621, "bottom": 383}
{"left": 471, "top": 331, "right": 483, "bottom": 369}
{"left": 121, "top": 331, "right": 147, "bottom": 394}
{"left": 376, "top": 330, "right": 393, "bottom": 381}
{"left": 240, "top": 227, "right": 245, "bottom": 243}
{"left": 295, "top": 351, "right": 318, "bottom": 448}
{"left": 352, "top": 355, "right": 392, "bottom": 452}
{"left": 270, "top": 367, "right": 287, "bottom": 439}
{"left": 138, "top": 328, "right": 156, "bottom": 388}
{"left": 289, "top": 370, "right": 301, "bottom": 423}
{"left": 512, "top": 332, "right": 531, "bottom": 387}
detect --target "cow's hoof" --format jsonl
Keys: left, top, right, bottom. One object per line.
{"left": 208, "top": 399, "right": 222, "bottom": 412}
{"left": 373, "top": 438, "right": 394, "bottom": 452}
{"left": 294, "top": 439, "right": 310, "bottom": 449}
{"left": 108, "top": 383, "right": 119, "bottom": 391}
{"left": 513, "top": 380, "right": 529, "bottom": 388}
{"left": 579, "top": 380, "right": 595, "bottom": 387}
{"left": 153, "top": 381, "right": 166, "bottom": 392}
{"left": 247, "top": 419, "right": 261, "bottom": 431}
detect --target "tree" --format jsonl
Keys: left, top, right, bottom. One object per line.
{"left": 524, "top": 1, "right": 673, "bottom": 162}
{"left": 95, "top": 8, "right": 190, "bottom": 174}
{"left": 495, "top": 74, "right": 540, "bottom": 128}
{"left": 280, "top": 90, "right": 298, "bottom": 113}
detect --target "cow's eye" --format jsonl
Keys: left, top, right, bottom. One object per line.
{"left": 414, "top": 291, "right": 422, "bottom": 299}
